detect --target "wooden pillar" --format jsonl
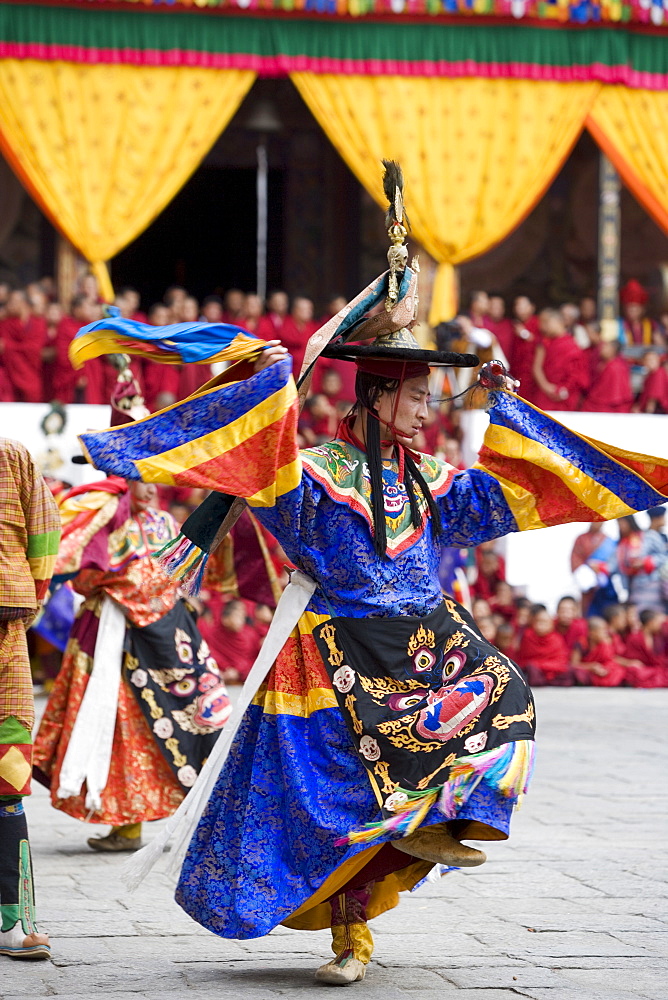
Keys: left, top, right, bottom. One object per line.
{"left": 597, "top": 153, "right": 621, "bottom": 342}
{"left": 56, "top": 236, "right": 86, "bottom": 308}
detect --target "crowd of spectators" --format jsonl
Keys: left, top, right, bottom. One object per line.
{"left": 463, "top": 511, "right": 668, "bottom": 689}
{"left": 3, "top": 274, "right": 668, "bottom": 416}
{"left": 442, "top": 281, "right": 668, "bottom": 413}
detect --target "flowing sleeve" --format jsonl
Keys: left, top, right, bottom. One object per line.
{"left": 470, "top": 390, "right": 668, "bottom": 534}
{"left": 78, "top": 358, "right": 301, "bottom": 509}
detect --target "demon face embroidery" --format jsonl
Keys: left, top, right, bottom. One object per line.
{"left": 415, "top": 676, "right": 494, "bottom": 743}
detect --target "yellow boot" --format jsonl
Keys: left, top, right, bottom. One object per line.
{"left": 315, "top": 922, "right": 373, "bottom": 985}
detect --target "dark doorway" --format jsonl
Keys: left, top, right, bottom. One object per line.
{"left": 111, "top": 166, "right": 283, "bottom": 307}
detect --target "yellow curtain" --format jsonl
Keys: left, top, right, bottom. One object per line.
{"left": 0, "top": 61, "right": 255, "bottom": 300}
{"left": 291, "top": 74, "right": 599, "bottom": 324}
{"left": 588, "top": 87, "right": 668, "bottom": 235}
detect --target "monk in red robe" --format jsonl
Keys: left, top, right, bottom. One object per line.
{"left": 487, "top": 294, "right": 514, "bottom": 360}
{"left": 532, "top": 308, "right": 589, "bottom": 411}
{"left": 508, "top": 295, "right": 541, "bottom": 403}
{"left": 0, "top": 289, "right": 47, "bottom": 402}
{"left": 582, "top": 341, "right": 633, "bottom": 413}
{"left": 278, "top": 296, "right": 318, "bottom": 375}
{"left": 633, "top": 349, "right": 668, "bottom": 414}
{"left": 573, "top": 618, "right": 626, "bottom": 687}
{"left": 256, "top": 290, "right": 289, "bottom": 343}
{"left": 517, "top": 605, "right": 573, "bottom": 686}
{"left": 619, "top": 279, "right": 660, "bottom": 347}
{"left": 52, "top": 296, "right": 101, "bottom": 403}
{"left": 554, "top": 595, "right": 588, "bottom": 653}
{"left": 622, "top": 609, "right": 668, "bottom": 688}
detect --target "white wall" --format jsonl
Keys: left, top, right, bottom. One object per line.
{"left": 0, "top": 402, "right": 111, "bottom": 487}
{"left": 459, "top": 408, "right": 668, "bottom": 612}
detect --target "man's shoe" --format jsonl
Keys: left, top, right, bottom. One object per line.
{"left": 0, "top": 929, "right": 51, "bottom": 960}
{"left": 315, "top": 951, "right": 366, "bottom": 985}
{"left": 393, "top": 823, "right": 486, "bottom": 867}
{"left": 87, "top": 832, "right": 142, "bottom": 853}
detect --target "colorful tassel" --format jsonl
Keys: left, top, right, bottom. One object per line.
{"left": 335, "top": 788, "right": 439, "bottom": 847}
{"left": 335, "top": 739, "right": 535, "bottom": 848}
{"left": 155, "top": 533, "right": 209, "bottom": 596}
{"left": 438, "top": 739, "right": 535, "bottom": 818}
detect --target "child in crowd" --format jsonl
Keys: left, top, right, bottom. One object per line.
{"left": 622, "top": 609, "right": 668, "bottom": 687}
{"left": 495, "top": 622, "right": 519, "bottom": 660}
{"left": 489, "top": 580, "right": 516, "bottom": 623}
{"left": 517, "top": 604, "right": 572, "bottom": 686}
{"left": 572, "top": 617, "right": 627, "bottom": 687}
{"left": 198, "top": 599, "right": 260, "bottom": 685}
{"left": 554, "top": 595, "right": 588, "bottom": 653}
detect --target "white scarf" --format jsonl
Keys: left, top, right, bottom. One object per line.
{"left": 57, "top": 595, "right": 126, "bottom": 812}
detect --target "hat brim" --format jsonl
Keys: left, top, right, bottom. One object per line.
{"left": 321, "top": 344, "right": 480, "bottom": 368}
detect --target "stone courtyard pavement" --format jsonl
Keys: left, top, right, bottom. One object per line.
{"left": 2, "top": 688, "right": 666, "bottom": 1000}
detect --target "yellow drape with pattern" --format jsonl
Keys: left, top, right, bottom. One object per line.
{"left": 588, "top": 87, "right": 668, "bottom": 236}
{"left": 0, "top": 61, "right": 255, "bottom": 300}
{"left": 291, "top": 74, "right": 599, "bottom": 324}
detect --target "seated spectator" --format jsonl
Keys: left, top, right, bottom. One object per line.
{"left": 164, "top": 285, "right": 188, "bottom": 322}
{"left": 560, "top": 301, "right": 590, "bottom": 349}
{"left": 222, "top": 288, "right": 245, "bottom": 326}
{"left": 0, "top": 288, "right": 48, "bottom": 402}
{"left": 476, "top": 615, "right": 497, "bottom": 644}
{"left": 472, "top": 542, "right": 506, "bottom": 601}
{"left": 142, "top": 303, "right": 179, "bottom": 410}
{"left": 494, "top": 621, "right": 518, "bottom": 660}
{"left": 554, "top": 595, "right": 587, "bottom": 653}
{"left": 489, "top": 580, "right": 516, "bottom": 623}
{"left": 622, "top": 609, "right": 668, "bottom": 687}
{"left": 572, "top": 617, "right": 626, "bottom": 687}
{"left": 509, "top": 294, "right": 541, "bottom": 402}
{"left": 54, "top": 295, "right": 100, "bottom": 403}
{"left": 42, "top": 301, "right": 63, "bottom": 400}
{"left": 182, "top": 296, "right": 199, "bottom": 323}
{"left": 443, "top": 437, "right": 466, "bottom": 470}
{"left": 486, "top": 293, "right": 514, "bottom": 359}
{"left": 632, "top": 349, "right": 668, "bottom": 414}
{"left": 201, "top": 295, "right": 224, "bottom": 323}
{"left": 513, "top": 597, "right": 532, "bottom": 641}
{"left": 280, "top": 295, "right": 318, "bottom": 374}
{"left": 582, "top": 340, "right": 633, "bottom": 413}
{"left": 300, "top": 393, "right": 337, "bottom": 446}
{"left": 619, "top": 279, "right": 661, "bottom": 347}
{"left": 198, "top": 598, "right": 260, "bottom": 684}
{"left": 241, "top": 293, "right": 263, "bottom": 335}
{"left": 257, "top": 289, "right": 289, "bottom": 341}
{"left": 533, "top": 308, "right": 589, "bottom": 411}
{"left": 471, "top": 598, "right": 492, "bottom": 627}
{"left": 517, "top": 604, "right": 572, "bottom": 686}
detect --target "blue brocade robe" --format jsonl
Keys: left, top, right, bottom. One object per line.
{"left": 78, "top": 358, "right": 668, "bottom": 938}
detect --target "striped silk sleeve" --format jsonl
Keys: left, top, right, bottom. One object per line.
{"left": 21, "top": 453, "right": 61, "bottom": 601}
{"left": 474, "top": 390, "right": 668, "bottom": 532}
{"left": 79, "top": 358, "right": 301, "bottom": 507}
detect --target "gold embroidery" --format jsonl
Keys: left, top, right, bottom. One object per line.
{"left": 373, "top": 760, "right": 398, "bottom": 795}
{"left": 416, "top": 753, "right": 456, "bottom": 790}
{"left": 472, "top": 656, "right": 510, "bottom": 704}
{"left": 345, "top": 693, "right": 363, "bottom": 735}
{"left": 444, "top": 598, "right": 466, "bottom": 626}
{"left": 141, "top": 688, "right": 163, "bottom": 720}
{"left": 407, "top": 623, "right": 435, "bottom": 656}
{"left": 319, "top": 622, "right": 345, "bottom": 668}
{"left": 164, "top": 737, "right": 187, "bottom": 768}
{"left": 443, "top": 632, "right": 468, "bottom": 655}
{"left": 358, "top": 675, "right": 426, "bottom": 699}
{"left": 385, "top": 730, "right": 444, "bottom": 753}
{"left": 492, "top": 703, "right": 535, "bottom": 730}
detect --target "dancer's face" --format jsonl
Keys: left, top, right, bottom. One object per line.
{"left": 129, "top": 481, "right": 158, "bottom": 513}
{"left": 374, "top": 375, "right": 430, "bottom": 448}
